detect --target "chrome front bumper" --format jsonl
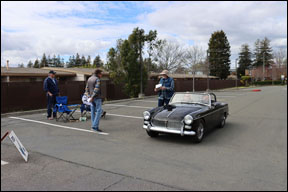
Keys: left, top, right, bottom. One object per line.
{"left": 143, "top": 124, "right": 196, "bottom": 136}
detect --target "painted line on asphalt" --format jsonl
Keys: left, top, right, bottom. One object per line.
{"left": 1, "top": 160, "right": 9, "bottom": 166}
{"left": 74, "top": 110, "right": 143, "bottom": 119}
{"left": 8, "top": 117, "right": 109, "bottom": 136}
{"left": 134, "top": 100, "right": 158, "bottom": 103}
{"left": 107, "top": 113, "right": 143, "bottom": 119}
{"left": 104, "top": 104, "right": 152, "bottom": 109}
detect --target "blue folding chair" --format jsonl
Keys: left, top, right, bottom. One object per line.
{"left": 54, "top": 96, "right": 79, "bottom": 122}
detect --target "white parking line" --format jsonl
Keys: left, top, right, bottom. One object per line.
{"left": 135, "top": 100, "right": 158, "bottom": 103}
{"left": 9, "top": 117, "right": 109, "bottom": 136}
{"left": 1, "top": 160, "right": 9, "bottom": 165}
{"left": 107, "top": 113, "right": 143, "bottom": 119}
{"left": 104, "top": 104, "right": 152, "bottom": 109}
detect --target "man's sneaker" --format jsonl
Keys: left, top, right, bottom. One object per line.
{"left": 91, "top": 128, "right": 103, "bottom": 132}
{"left": 101, "top": 111, "right": 106, "bottom": 119}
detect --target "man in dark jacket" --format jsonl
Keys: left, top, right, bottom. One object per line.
{"left": 43, "top": 70, "right": 59, "bottom": 120}
{"left": 154, "top": 70, "right": 175, "bottom": 107}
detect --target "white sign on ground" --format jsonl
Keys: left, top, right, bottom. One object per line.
{"left": 1, "top": 160, "right": 9, "bottom": 165}
{"left": 8, "top": 131, "right": 29, "bottom": 162}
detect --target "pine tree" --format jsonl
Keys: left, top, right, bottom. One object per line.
{"left": 93, "top": 55, "right": 103, "bottom": 68}
{"left": 33, "top": 59, "right": 40, "bottom": 68}
{"left": 27, "top": 60, "right": 33, "bottom": 68}
{"left": 253, "top": 37, "right": 273, "bottom": 67}
{"left": 86, "top": 55, "right": 91, "bottom": 68}
{"left": 237, "top": 44, "right": 252, "bottom": 78}
{"left": 75, "top": 53, "right": 81, "bottom": 67}
{"left": 80, "top": 55, "right": 86, "bottom": 67}
{"left": 40, "top": 53, "right": 48, "bottom": 68}
{"left": 207, "top": 30, "right": 231, "bottom": 79}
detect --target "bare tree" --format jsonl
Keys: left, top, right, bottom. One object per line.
{"left": 185, "top": 46, "right": 206, "bottom": 91}
{"left": 274, "top": 48, "right": 287, "bottom": 67}
{"left": 152, "top": 40, "right": 186, "bottom": 73}
{"left": 185, "top": 46, "right": 206, "bottom": 73}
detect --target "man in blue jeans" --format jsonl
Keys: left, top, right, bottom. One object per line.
{"left": 154, "top": 70, "right": 175, "bottom": 107}
{"left": 85, "top": 69, "right": 103, "bottom": 132}
{"left": 43, "top": 70, "right": 59, "bottom": 120}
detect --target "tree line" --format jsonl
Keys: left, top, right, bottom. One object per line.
{"left": 237, "top": 38, "right": 287, "bottom": 78}
{"left": 24, "top": 53, "right": 105, "bottom": 69}
{"left": 17, "top": 27, "right": 287, "bottom": 97}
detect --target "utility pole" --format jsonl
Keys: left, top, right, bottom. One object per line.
{"left": 192, "top": 65, "right": 195, "bottom": 92}
{"left": 262, "top": 53, "right": 265, "bottom": 81}
{"left": 206, "top": 50, "right": 210, "bottom": 92}
{"left": 139, "top": 38, "right": 144, "bottom": 98}
{"left": 235, "top": 59, "right": 238, "bottom": 89}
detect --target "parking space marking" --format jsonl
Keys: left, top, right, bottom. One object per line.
{"left": 1, "top": 160, "right": 9, "bottom": 165}
{"left": 107, "top": 113, "right": 143, "bottom": 119}
{"left": 136, "top": 100, "right": 158, "bottom": 103}
{"left": 9, "top": 117, "right": 109, "bottom": 136}
{"left": 104, "top": 104, "right": 152, "bottom": 109}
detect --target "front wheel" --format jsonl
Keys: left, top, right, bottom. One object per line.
{"left": 146, "top": 130, "right": 159, "bottom": 138}
{"left": 192, "top": 120, "right": 205, "bottom": 143}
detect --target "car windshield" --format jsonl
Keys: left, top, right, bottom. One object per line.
{"left": 169, "top": 93, "right": 210, "bottom": 106}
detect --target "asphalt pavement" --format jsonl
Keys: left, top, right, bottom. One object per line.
{"left": 1, "top": 86, "right": 287, "bottom": 191}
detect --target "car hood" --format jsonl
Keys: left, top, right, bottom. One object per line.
{"left": 153, "top": 106, "right": 202, "bottom": 121}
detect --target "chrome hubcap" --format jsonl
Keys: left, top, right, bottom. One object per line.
{"left": 197, "top": 123, "right": 204, "bottom": 139}
{"left": 221, "top": 116, "right": 226, "bottom": 126}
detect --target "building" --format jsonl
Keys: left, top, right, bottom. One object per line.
{"left": 1, "top": 67, "right": 76, "bottom": 82}
{"left": 245, "top": 65, "right": 287, "bottom": 81}
{"left": 42, "top": 67, "right": 110, "bottom": 81}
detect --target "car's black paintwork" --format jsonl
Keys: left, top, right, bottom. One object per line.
{"left": 146, "top": 93, "right": 229, "bottom": 133}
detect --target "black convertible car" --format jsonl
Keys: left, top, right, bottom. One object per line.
{"left": 143, "top": 92, "right": 229, "bottom": 143}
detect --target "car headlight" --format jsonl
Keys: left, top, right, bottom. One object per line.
{"left": 184, "top": 115, "right": 193, "bottom": 125}
{"left": 143, "top": 111, "right": 151, "bottom": 120}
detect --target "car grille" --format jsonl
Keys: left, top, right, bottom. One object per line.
{"left": 152, "top": 119, "right": 183, "bottom": 130}
{"left": 152, "top": 119, "right": 166, "bottom": 127}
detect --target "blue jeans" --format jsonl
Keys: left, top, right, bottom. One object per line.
{"left": 91, "top": 98, "right": 102, "bottom": 130}
{"left": 158, "top": 98, "right": 170, "bottom": 107}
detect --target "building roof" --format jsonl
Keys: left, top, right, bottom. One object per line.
{"left": 1, "top": 67, "right": 76, "bottom": 77}
{"left": 42, "top": 67, "right": 109, "bottom": 76}
{"left": 149, "top": 72, "right": 218, "bottom": 79}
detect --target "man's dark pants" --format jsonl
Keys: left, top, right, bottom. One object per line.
{"left": 158, "top": 98, "right": 170, "bottom": 107}
{"left": 47, "top": 94, "right": 57, "bottom": 118}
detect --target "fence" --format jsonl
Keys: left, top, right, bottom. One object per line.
{"left": 1, "top": 79, "right": 242, "bottom": 113}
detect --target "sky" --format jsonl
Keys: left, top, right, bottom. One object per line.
{"left": 1, "top": 1, "right": 287, "bottom": 68}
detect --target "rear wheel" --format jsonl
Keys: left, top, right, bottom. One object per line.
{"left": 192, "top": 120, "right": 205, "bottom": 143}
{"left": 146, "top": 130, "right": 159, "bottom": 138}
{"left": 218, "top": 114, "right": 226, "bottom": 128}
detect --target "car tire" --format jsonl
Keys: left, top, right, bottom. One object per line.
{"left": 146, "top": 130, "right": 159, "bottom": 138}
{"left": 192, "top": 120, "right": 205, "bottom": 143}
{"left": 218, "top": 114, "right": 226, "bottom": 128}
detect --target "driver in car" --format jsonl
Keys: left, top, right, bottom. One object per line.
{"left": 201, "top": 95, "right": 210, "bottom": 104}
{"left": 183, "top": 94, "right": 192, "bottom": 103}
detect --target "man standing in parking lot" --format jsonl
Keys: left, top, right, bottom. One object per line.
{"left": 43, "top": 70, "right": 59, "bottom": 120}
{"left": 85, "top": 69, "right": 103, "bottom": 132}
{"left": 154, "top": 70, "right": 175, "bottom": 107}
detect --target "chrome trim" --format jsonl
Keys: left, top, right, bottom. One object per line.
{"left": 143, "top": 125, "right": 196, "bottom": 136}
